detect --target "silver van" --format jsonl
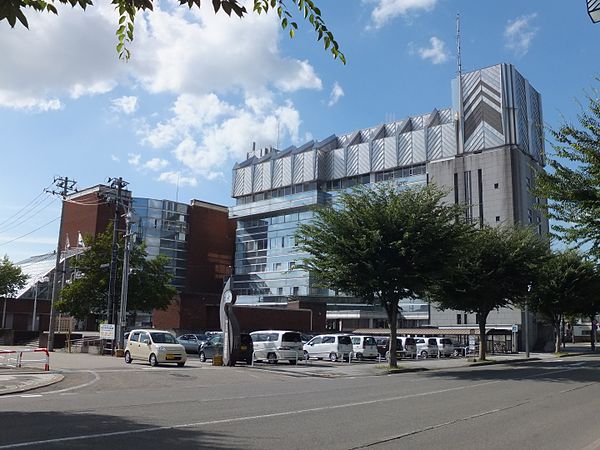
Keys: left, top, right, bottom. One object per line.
{"left": 350, "top": 335, "right": 378, "bottom": 360}
{"left": 432, "top": 337, "right": 454, "bottom": 357}
{"left": 250, "top": 330, "right": 303, "bottom": 365}
{"left": 303, "top": 334, "right": 353, "bottom": 362}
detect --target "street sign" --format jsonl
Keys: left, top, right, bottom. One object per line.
{"left": 511, "top": 324, "right": 519, "bottom": 333}
{"left": 99, "top": 324, "right": 115, "bottom": 340}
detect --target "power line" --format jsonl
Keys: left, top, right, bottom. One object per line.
{"left": 0, "top": 196, "right": 59, "bottom": 234}
{"left": 0, "top": 216, "right": 60, "bottom": 248}
{"left": 0, "top": 182, "right": 54, "bottom": 228}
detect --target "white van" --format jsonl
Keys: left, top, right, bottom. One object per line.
{"left": 397, "top": 337, "right": 417, "bottom": 359}
{"left": 303, "top": 334, "right": 353, "bottom": 362}
{"left": 350, "top": 336, "right": 378, "bottom": 360}
{"left": 431, "top": 337, "right": 454, "bottom": 357}
{"left": 414, "top": 337, "right": 439, "bottom": 358}
{"left": 249, "top": 330, "right": 303, "bottom": 365}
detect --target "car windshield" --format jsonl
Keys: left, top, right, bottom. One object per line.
{"left": 150, "top": 332, "right": 178, "bottom": 344}
{"left": 194, "top": 334, "right": 208, "bottom": 341}
{"left": 364, "top": 337, "right": 376, "bottom": 346}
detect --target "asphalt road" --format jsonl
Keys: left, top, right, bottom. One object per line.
{"left": 0, "top": 355, "right": 599, "bottom": 450}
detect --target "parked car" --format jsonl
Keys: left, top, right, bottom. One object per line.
{"left": 350, "top": 335, "right": 379, "bottom": 360}
{"left": 431, "top": 337, "right": 454, "bottom": 357}
{"left": 250, "top": 330, "right": 304, "bottom": 365}
{"left": 124, "top": 329, "right": 187, "bottom": 367}
{"left": 198, "top": 333, "right": 253, "bottom": 364}
{"left": 398, "top": 337, "right": 417, "bottom": 359}
{"left": 451, "top": 341, "right": 469, "bottom": 357}
{"left": 375, "top": 336, "right": 409, "bottom": 360}
{"left": 414, "top": 337, "right": 439, "bottom": 358}
{"left": 177, "top": 333, "right": 209, "bottom": 353}
{"left": 303, "top": 334, "right": 353, "bottom": 362}
{"left": 198, "top": 333, "right": 223, "bottom": 362}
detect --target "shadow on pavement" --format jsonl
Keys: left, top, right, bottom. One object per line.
{"left": 0, "top": 411, "right": 247, "bottom": 450}
{"left": 424, "top": 353, "right": 600, "bottom": 384}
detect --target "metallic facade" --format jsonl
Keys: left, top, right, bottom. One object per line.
{"left": 229, "top": 63, "right": 547, "bottom": 328}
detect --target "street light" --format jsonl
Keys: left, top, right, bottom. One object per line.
{"left": 32, "top": 276, "right": 49, "bottom": 331}
{"left": 589, "top": 0, "right": 600, "bottom": 22}
{"left": 525, "top": 284, "right": 531, "bottom": 359}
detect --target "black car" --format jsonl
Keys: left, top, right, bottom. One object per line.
{"left": 374, "top": 336, "right": 404, "bottom": 359}
{"left": 199, "top": 333, "right": 254, "bottom": 365}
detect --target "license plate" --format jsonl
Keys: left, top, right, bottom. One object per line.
{"left": 240, "top": 345, "right": 247, "bottom": 350}
{"left": 166, "top": 354, "right": 175, "bottom": 360}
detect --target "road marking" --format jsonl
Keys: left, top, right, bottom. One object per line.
{"left": 581, "top": 436, "right": 600, "bottom": 450}
{"left": 19, "top": 395, "right": 42, "bottom": 398}
{"left": 39, "top": 371, "right": 100, "bottom": 395}
{"left": 0, "top": 379, "right": 504, "bottom": 448}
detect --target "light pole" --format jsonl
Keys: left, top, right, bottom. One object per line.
{"left": 117, "top": 209, "right": 133, "bottom": 351}
{"left": 31, "top": 277, "right": 49, "bottom": 331}
{"left": 525, "top": 284, "right": 531, "bottom": 358}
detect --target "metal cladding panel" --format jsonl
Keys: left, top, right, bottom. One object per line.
{"left": 440, "top": 109, "right": 454, "bottom": 123}
{"left": 252, "top": 163, "right": 263, "bottom": 192}
{"left": 411, "top": 116, "right": 424, "bottom": 130}
{"left": 293, "top": 153, "right": 304, "bottom": 184}
{"left": 481, "top": 65, "right": 502, "bottom": 94}
{"left": 323, "top": 151, "right": 334, "bottom": 179}
{"left": 338, "top": 134, "right": 350, "bottom": 147}
{"left": 371, "top": 139, "right": 385, "bottom": 172}
{"left": 233, "top": 168, "right": 245, "bottom": 196}
{"left": 528, "top": 88, "right": 544, "bottom": 162}
{"left": 346, "top": 145, "right": 359, "bottom": 176}
{"left": 333, "top": 148, "right": 346, "bottom": 179}
{"left": 281, "top": 155, "right": 292, "bottom": 186}
{"left": 242, "top": 166, "right": 253, "bottom": 195}
{"left": 426, "top": 125, "right": 442, "bottom": 160}
{"left": 262, "top": 162, "right": 272, "bottom": 190}
{"left": 272, "top": 158, "right": 283, "bottom": 188}
{"left": 384, "top": 136, "right": 397, "bottom": 169}
{"left": 441, "top": 123, "right": 457, "bottom": 158}
{"left": 303, "top": 150, "right": 316, "bottom": 181}
{"left": 357, "top": 143, "right": 370, "bottom": 174}
{"left": 514, "top": 72, "right": 530, "bottom": 154}
{"left": 361, "top": 127, "right": 375, "bottom": 142}
{"left": 398, "top": 133, "right": 413, "bottom": 166}
{"left": 384, "top": 123, "right": 396, "bottom": 137}
{"left": 412, "top": 130, "right": 426, "bottom": 163}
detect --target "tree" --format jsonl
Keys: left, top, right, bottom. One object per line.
{"left": 1, "top": 0, "right": 345, "bottom": 63}
{"left": 57, "top": 229, "right": 176, "bottom": 322}
{"left": 0, "top": 255, "right": 28, "bottom": 298}
{"left": 429, "top": 226, "right": 549, "bottom": 361}
{"left": 296, "top": 184, "right": 471, "bottom": 368}
{"left": 534, "top": 85, "right": 600, "bottom": 258}
{"left": 0, "top": 255, "right": 28, "bottom": 329}
{"left": 527, "top": 250, "right": 599, "bottom": 353}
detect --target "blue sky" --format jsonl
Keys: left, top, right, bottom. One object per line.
{"left": 0, "top": 0, "right": 599, "bottom": 262}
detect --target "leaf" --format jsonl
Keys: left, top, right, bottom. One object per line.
{"left": 213, "top": 0, "right": 221, "bottom": 13}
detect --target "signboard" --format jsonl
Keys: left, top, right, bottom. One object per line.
{"left": 99, "top": 324, "right": 115, "bottom": 340}
{"left": 511, "top": 324, "right": 519, "bottom": 333}
{"left": 468, "top": 335, "right": 476, "bottom": 350}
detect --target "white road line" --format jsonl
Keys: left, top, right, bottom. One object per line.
{"left": 39, "top": 371, "right": 100, "bottom": 395}
{"left": 0, "top": 379, "right": 503, "bottom": 448}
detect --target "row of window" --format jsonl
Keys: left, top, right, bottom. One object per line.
{"left": 238, "top": 211, "right": 314, "bottom": 229}
{"left": 236, "top": 182, "right": 318, "bottom": 205}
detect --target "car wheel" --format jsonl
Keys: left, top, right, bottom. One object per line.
{"left": 420, "top": 350, "right": 428, "bottom": 358}
{"left": 303, "top": 350, "right": 309, "bottom": 360}
{"left": 356, "top": 353, "right": 363, "bottom": 361}
{"left": 199, "top": 351, "right": 206, "bottom": 362}
{"left": 267, "top": 352, "right": 278, "bottom": 364}
{"left": 124, "top": 351, "right": 132, "bottom": 364}
{"left": 177, "top": 362, "right": 185, "bottom": 367}
{"left": 289, "top": 359, "right": 297, "bottom": 365}
{"left": 329, "top": 352, "right": 338, "bottom": 362}
{"left": 246, "top": 357, "right": 253, "bottom": 365}
{"left": 452, "top": 349, "right": 459, "bottom": 357}
{"left": 149, "top": 353, "right": 159, "bottom": 367}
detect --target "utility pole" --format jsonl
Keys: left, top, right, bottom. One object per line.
{"left": 105, "top": 177, "right": 128, "bottom": 354}
{"left": 46, "top": 176, "right": 77, "bottom": 352}
{"left": 117, "top": 208, "right": 133, "bottom": 351}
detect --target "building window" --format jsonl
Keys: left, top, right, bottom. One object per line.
{"left": 273, "top": 262, "right": 282, "bottom": 271}
{"left": 277, "top": 287, "right": 283, "bottom": 295}
{"left": 495, "top": 216, "right": 500, "bottom": 222}
{"left": 288, "top": 261, "right": 296, "bottom": 270}
{"left": 292, "top": 287, "right": 299, "bottom": 296}
{"left": 456, "top": 314, "right": 462, "bottom": 325}
{"left": 464, "top": 314, "right": 468, "bottom": 324}
{"left": 494, "top": 183, "right": 499, "bottom": 189}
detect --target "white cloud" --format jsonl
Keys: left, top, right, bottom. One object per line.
{"left": 128, "top": 153, "right": 141, "bottom": 166}
{"left": 504, "top": 13, "right": 538, "bottom": 57}
{"left": 111, "top": 154, "right": 120, "bottom": 162}
{"left": 416, "top": 37, "right": 449, "bottom": 64}
{"left": 367, "top": 0, "right": 438, "bottom": 29}
{"left": 157, "top": 171, "right": 198, "bottom": 187}
{"left": 111, "top": 96, "right": 138, "bottom": 114}
{"left": 328, "top": 82, "right": 344, "bottom": 107}
{"left": 143, "top": 158, "right": 169, "bottom": 171}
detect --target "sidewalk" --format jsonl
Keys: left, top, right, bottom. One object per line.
{"left": 0, "top": 342, "right": 596, "bottom": 394}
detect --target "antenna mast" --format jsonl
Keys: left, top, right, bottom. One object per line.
{"left": 456, "top": 13, "right": 465, "bottom": 155}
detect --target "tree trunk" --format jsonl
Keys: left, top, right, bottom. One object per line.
{"left": 388, "top": 303, "right": 399, "bottom": 368}
{"left": 478, "top": 315, "right": 487, "bottom": 361}
{"left": 591, "top": 315, "right": 596, "bottom": 352}
{"left": 554, "top": 321, "right": 561, "bottom": 354}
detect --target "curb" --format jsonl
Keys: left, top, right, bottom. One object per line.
{"left": 0, "top": 374, "right": 64, "bottom": 396}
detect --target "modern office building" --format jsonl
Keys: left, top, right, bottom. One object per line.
{"left": 229, "top": 63, "right": 548, "bottom": 346}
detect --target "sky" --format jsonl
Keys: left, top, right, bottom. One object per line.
{"left": 0, "top": 0, "right": 599, "bottom": 263}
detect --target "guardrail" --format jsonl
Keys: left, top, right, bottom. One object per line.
{"left": 0, "top": 348, "right": 50, "bottom": 371}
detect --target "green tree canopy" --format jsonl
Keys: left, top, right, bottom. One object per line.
{"left": 2, "top": 0, "right": 345, "bottom": 63}
{"left": 57, "top": 229, "right": 176, "bottom": 321}
{"left": 296, "top": 183, "right": 471, "bottom": 368}
{"left": 527, "top": 250, "right": 600, "bottom": 353}
{"left": 428, "top": 225, "right": 549, "bottom": 360}
{"left": 534, "top": 85, "right": 600, "bottom": 258}
{"left": 0, "top": 255, "right": 28, "bottom": 298}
